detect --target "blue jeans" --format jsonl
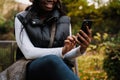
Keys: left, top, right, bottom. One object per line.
{"left": 26, "top": 55, "right": 80, "bottom": 80}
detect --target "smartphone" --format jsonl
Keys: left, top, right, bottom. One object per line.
{"left": 78, "top": 19, "right": 92, "bottom": 42}
{"left": 81, "top": 19, "right": 92, "bottom": 34}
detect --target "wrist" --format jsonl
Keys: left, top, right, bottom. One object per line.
{"left": 62, "top": 47, "right": 66, "bottom": 55}
{"left": 62, "top": 47, "right": 68, "bottom": 55}
{"left": 80, "top": 46, "right": 86, "bottom": 54}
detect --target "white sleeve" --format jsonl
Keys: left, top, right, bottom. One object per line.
{"left": 15, "top": 17, "right": 63, "bottom": 60}
{"left": 64, "top": 46, "right": 85, "bottom": 59}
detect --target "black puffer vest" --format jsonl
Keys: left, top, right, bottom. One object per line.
{"left": 16, "top": 10, "right": 70, "bottom": 59}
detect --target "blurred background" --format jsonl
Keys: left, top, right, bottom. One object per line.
{"left": 0, "top": 0, "right": 120, "bottom": 80}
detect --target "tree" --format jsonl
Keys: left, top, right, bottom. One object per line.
{"left": 62, "top": 0, "right": 120, "bottom": 35}
{"left": 0, "top": 0, "right": 17, "bottom": 40}
{"left": 100, "top": 0, "right": 120, "bottom": 34}
{"left": 62, "top": 0, "right": 98, "bottom": 34}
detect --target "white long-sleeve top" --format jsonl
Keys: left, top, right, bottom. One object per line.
{"left": 15, "top": 17, "right": 85, "bottom": 60}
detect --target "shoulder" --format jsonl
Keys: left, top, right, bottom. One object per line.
{"left": 58, "top": 16, "right": 71, "bottom": 23}
{"left": 15, "top": 11, "right": 28, "bottom": 18}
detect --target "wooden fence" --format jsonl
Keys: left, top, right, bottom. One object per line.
{"left": 0, "top": 41, "right": 17, "bottom": 72}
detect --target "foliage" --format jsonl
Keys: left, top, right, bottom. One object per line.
{"left": 62, "top": 0, "right": 120, "bottom": 35}
{"left": 103, "top": 42, "right": 120, "bottom": 80}
{"left": 62, "top": 0, "right": 96, "bottom": 35}
{"left": 92, "top": 0, "right": 120, "bottom": 34}
{"left": 99, "top": 0, "right": 120, "bottom": 34}
{"left": 77, "top": 54, "right": 107, "bottom": 80}
{"left": 80, "top": 32, "right": 120, "bottom": 79}
{"left": 0, "top": 0, "right": 18, "bottom": 40}
{"left": 0, "top": 14, "right": 15, "bottom": 40}
{"left": 77, "top": 32, "right": 108, "bottom": 79}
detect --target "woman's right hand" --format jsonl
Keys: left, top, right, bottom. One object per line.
{"left": 62, "top": 35, "right": 76, "bottom": 55}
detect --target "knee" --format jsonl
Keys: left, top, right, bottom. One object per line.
{"left": 45, "top": 55, "right": 63, "bottom": 65}
{"left": 28, "top": 55, "right": 63, "bottom": 70}
{"left": 45, "top": 55, "right": 59, "bottom": 59}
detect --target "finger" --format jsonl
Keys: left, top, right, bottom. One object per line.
{"left": 75, "top": 36, "right": 88, "bottom": 48}
{"left": 79, "top": 30, "right": 91, "bottom": 43}
{"left": 71, "top": 35, "right": 77, "bottom": 44}
{"left": 77, "top": 33, "right": 89, "bottom": 46}
{"left": 64, "top": 39, "right": 71, "bottom": 44}
{"left": 67, "top": 36, "right": 75, "bottom": 43}
{"left": 86, "top": 26, "right": 92, "bottom": 38}
{"left": 65, "top": 39, "right": 74, "bottom": 46}
{"left": 64, "top": 39, "right": 75, "bottom": 51}
{"left": 76, "top": 33, "right": 81, "bottom": 44}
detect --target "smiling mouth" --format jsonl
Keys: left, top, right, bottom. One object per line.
{"left": 46, "top": 3, "right": 53, "bottom": 8}
{"left": 44, "top": 1, "right": 54, "bottom": 10}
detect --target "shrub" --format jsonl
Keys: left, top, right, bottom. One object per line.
{"left": 103, "top": 43, "right": 120, "bottom": 80}
{"left": 77, "top": 54, "right": 107, "bottom": 80}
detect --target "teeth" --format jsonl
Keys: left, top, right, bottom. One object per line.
{"left": 46, "top": 4, "right": 53, "bottom": 7}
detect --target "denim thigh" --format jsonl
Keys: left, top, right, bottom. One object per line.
{"left": 26, "top": 55, "right": 79, "bottom": 80}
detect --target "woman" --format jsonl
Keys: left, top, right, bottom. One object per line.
{"left": 14, "top": 0, "right": 92, "bottom": 80}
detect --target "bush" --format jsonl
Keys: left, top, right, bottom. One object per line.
{"left": 78, "top": 54, "right": 107, "bottom": 80}
{"left": 103, "top": 43, "right": 120, "bottom": 80}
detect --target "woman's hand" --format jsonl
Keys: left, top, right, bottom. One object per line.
{"left": 76, "top": 26, "right": 92, "bottom": 53}
{"left": 62, "top": 35, "right": 76, "bottom": 55}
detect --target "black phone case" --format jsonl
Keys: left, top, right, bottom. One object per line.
{"left": 81, "top": 19, "right": 92, "bottom": 34}
{"left": 78, "top": 19, "right": 92, "bottom": 42}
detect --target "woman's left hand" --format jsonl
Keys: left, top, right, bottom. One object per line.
{"left": 76, "top": 26, "right": 92, "bottom": 53}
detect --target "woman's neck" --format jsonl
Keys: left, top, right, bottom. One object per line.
{"left": 38, "top": 10, "right": 52, "bottom": 17}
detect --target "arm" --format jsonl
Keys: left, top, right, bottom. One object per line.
{"left": 15, "top": 17, "right": 87, "bottom": 60}
{"left": 15, "top": 17, "right": 63, "bottom": 60}
{"left": 62, "top": 24, "right": 86, "bottom": 59}
{"left": 64, "top": 46, "right": 82, "bottom": 59}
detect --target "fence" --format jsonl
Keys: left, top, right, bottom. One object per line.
{"left": 0, "top": 41, "right": 17, "bottom": 72}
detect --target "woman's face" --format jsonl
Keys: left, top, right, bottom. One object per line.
{"left": 39, "top": 0, "right": 58, "bottom": 11}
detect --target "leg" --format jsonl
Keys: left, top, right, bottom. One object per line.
{"left": 26, "top": 55, "right": 79, "bottom": 80}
